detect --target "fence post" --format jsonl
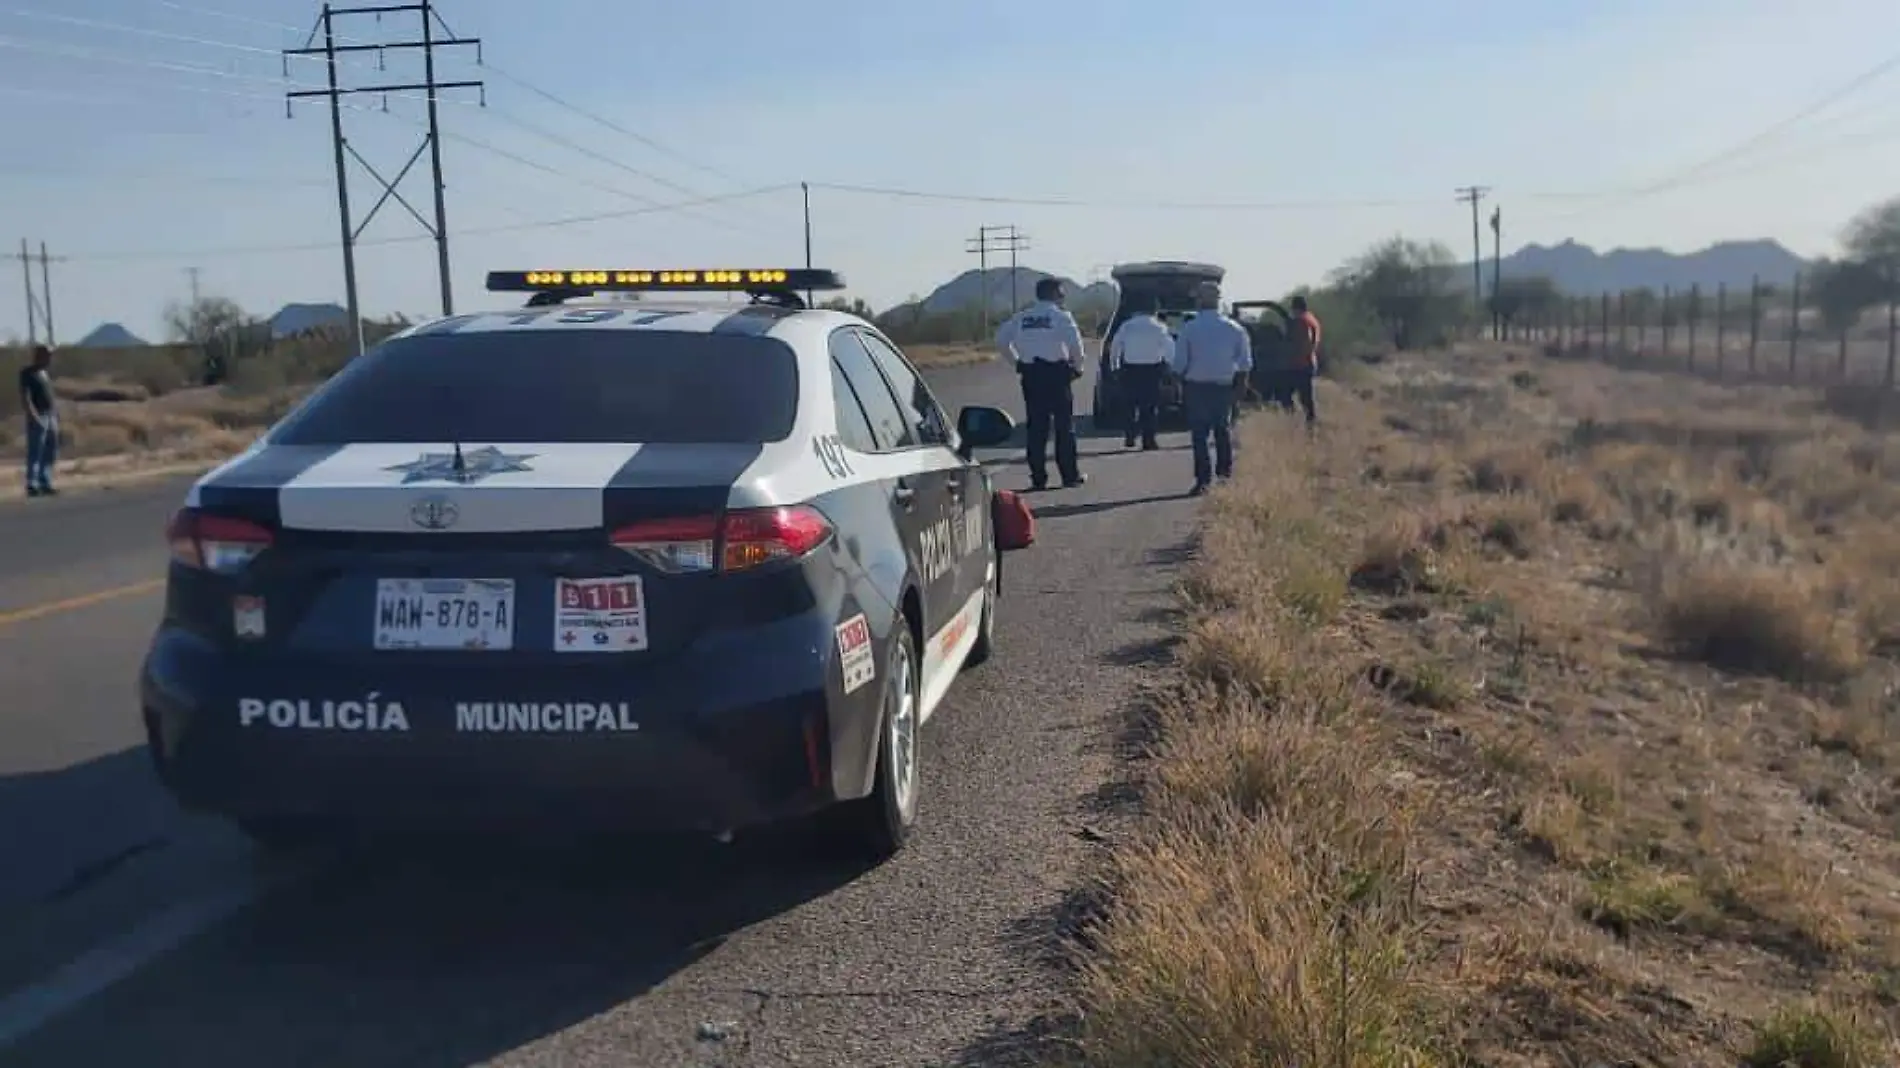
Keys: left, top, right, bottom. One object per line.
{"left": 1617, "top": 290, "right": 1628, "bottom": 352}
{"left": 1600, "top": 292, "right": 1610, "bottom": 356}
{"left": 1661, "top": 286, "right": 1673, "bottom": 360}
{"left": 1838, "top": 321, "right": 1850, "bottom": 381}
{"left": 1715, "top": 283, "right": 1727, "bottom": 376}
{"left": 1687, "top": 283, "right": 1700, "bottom": 371}
{"left": 1748, "top": 275, "right": 1761, "bottom": 377}
{"left": 1788, "top": 271, "right": 1803, "bottom": 381}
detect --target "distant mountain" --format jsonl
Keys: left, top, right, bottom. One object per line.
{"left": 880, "top": 267, "right": 1119, "bottom": 324}
{"left": 72, "top": 322, "right": 146, "bottom": 348}
{"left": 269, "top": 302, "right": 350, "bottom": 339}
{"left": 1491, "top": 238, "right": 1811, "bottom": 295}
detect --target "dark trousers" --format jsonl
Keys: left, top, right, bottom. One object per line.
{"left": 1118, "top": 363, "right": 1163, "bottom": 448}
{"left": 1182, "top": 381, "right": 1235, "bottom": 486}
{"left": 24, "top": 420, "right": 56, "bottom": 491}
{"left": 1269, "top": 366, "right": 1318, "bottom": 424}
{"left": 1019, "top": 361, "right": 1080, "bottom": 486}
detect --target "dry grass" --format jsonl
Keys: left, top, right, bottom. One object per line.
{"left": 1064, "top": 342, "right": 1900, "bottom": 1066}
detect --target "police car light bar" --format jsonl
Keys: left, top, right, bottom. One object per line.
{"left": 485, "top": 269, "right": 846, "bottom": 294}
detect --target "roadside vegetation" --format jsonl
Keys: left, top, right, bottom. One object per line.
{"left": 1059, "top": 196, "right": 1900, "bottom": 1065}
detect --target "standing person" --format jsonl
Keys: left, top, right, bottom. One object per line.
{"left": 1170, "top": 282, "right": 1251, "bottom": 496}
{"left": 1107, "top": 303, "right": 1172, "bottom": 451}
{"left": 1278, "top": 294, "right": 1322, "bottom": 426}
{"left": 995, "top": 277, "right": 1088, "bottom": 490}
{"left": 18, "top": 344, "right": 58, "bottom": 498}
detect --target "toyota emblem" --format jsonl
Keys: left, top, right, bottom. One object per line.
{"left": 410, "top": 495, "right": 459, "bottom": 531}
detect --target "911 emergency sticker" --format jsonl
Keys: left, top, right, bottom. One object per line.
{"left": 835, "top": 613, "right": 875, "bottom": 694}
{"left": 554, "top": 576, "right": 649, "bottom": 653}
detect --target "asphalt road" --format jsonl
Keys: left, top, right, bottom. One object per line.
{"left": 0, "top": 359, "right": 1204, "bottom": 1068}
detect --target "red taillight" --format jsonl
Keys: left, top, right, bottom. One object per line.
{"left": 167, "top": 509, "right": 273, "bottom": 574}
{"left": 610, "top": 506, "right": 833, "bottom": 574}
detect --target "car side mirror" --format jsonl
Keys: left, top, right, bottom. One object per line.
{"left": 956, "top": 405, "right": 1015, "bottom": 457}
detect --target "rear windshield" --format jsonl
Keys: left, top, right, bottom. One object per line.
{"left": 268, "top": 327, "right": 799, "bottom": 445}
{"left": 1117, "top": 277, "right": 1217, "bottom": 317}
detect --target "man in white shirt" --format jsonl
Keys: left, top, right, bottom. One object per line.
{"left": 1170, "top": 282, "right": 1252, "bottom": 496}
{"left": 994, "top": 277, "right": 1088, "bottom": 490}
{"left": 1107, "top": 306, "right": 1172, "bottom": 451}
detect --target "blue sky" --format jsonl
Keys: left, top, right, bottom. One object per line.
{"left": 2, "top": 0, "right": 1899, "bottom": 343}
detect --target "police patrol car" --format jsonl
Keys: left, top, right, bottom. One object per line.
{"left": 140, "top": 266, "right": 1018, "bottom": 862}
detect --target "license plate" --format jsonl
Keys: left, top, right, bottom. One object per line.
{"left": 373, "top": 578, "right": 515, "bottom": 651}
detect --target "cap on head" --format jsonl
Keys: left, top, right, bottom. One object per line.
{"left": 1035, "top": 277, "right": 1064, "bottom": 302}
{"left": 1291, "top": 294, "right": 1309, "bottom": 313}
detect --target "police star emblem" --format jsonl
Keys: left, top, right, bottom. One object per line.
{"left": 385, "top": 444, "right": 537, "bottom": 485}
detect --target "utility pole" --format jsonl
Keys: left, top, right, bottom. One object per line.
{"left": 185, "top": 266, "right": 202, "bottom": 306}
{"left": 802, "top": 181, "right": 814, "bottom": 308}
{"left": 1455, "top": 185, "right": 1490, "bottom": 322}
{"left": 285, "top": 1, "right": 483, "bottom": 354}
{"left": 965, "top": 225, "right": 1031, "bottom": 341}
{"left": 17, "top": 239, "right": 37, "bottom": 345}
{"left": 1489, "top": 205, "right": 1502, "bottom": 341}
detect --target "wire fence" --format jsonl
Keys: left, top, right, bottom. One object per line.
{"left": 1499, "top": 272, "right": 1900, "bottom": 392}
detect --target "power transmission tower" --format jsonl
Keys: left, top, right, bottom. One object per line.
{"left": 185, "top": 266, "right": 202, "bottom": 306}
{"left": 1455, "top": 185, "right": 1490, "bottom": 320}
{"left": 285, "top": 1, "right": 483, "bottom": 355}
{"left": 15, "top": 240, "right": 62, "bottom": 345}
{"left": 965, "top": 225, "right": 1030, "bottom": 341}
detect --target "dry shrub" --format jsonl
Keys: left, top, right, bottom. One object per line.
{"left": 1351, "top": 511, "right": 1449, "bottom": 594}
{"left": 1072, "top": 411, "right": 1454, "bottom": 1067}
{"left": 1652, "top": 562, "right": 1861, "bottom": 683}
{"left": 1469, "top": 495, "right": 1545, "bottom": 558}
{"left": 1743, "top": 1003, "right": 1883, "bottom": 1068}
{"left": 1078, "top": 685, "right": 1439, "bottom": 1068}
{"left": 1549, "top": 469, "right": 1616, "bottom": 527}
{"left": 1464, "top": 445, "right": 1550, "bottom": 495}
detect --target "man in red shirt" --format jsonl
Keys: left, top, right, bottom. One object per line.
{"left": 1275, "top": 295, "right": 1321, "bottom": 426}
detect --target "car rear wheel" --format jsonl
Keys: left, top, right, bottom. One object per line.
{"left": 830, "top": 624, "right": 920, "bottom": 862}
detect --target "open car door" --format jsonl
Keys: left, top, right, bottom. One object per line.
{"left": 1230, "top": 300, "right": 1294, "bottom": 405}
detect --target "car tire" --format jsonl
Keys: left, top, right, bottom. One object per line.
{"left": 830, "top": 624, "right": 921, "bottom": 862}
{"left": 964, "top": 551, "right": 999, "bottom": 669}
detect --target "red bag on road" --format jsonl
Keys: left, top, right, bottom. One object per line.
{"left": 993, "top": 489, "right": 1036, "bottom": 551}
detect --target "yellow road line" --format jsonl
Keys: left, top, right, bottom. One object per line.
{"left": 0, "top": 579, "right": 165, "bottom": 628}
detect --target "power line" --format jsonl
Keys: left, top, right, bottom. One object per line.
{"left": 0, "top": 33, "right": 762, "bottom": 234}
{"left": 1540, "top": 45, "right": 1900, "bottom": 226}
{"left": 478, "top": 67, "right": 749, "bottom": 189}
{"left": 0, "top": 16, "right": 769, "bottom": 231}
{"left": 0, "top": 7, "right": 729, "bottom": 207}
{"left": 58, "top": 183, "right": 797, "bottom": 262}
{"left": 807, "top": 180, "right": 1443, "bottom": 211}
{"left": 153, "top": 0, "right": 751, "bottom": 189}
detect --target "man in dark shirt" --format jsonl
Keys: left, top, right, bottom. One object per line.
{"left": 18, "top": 344, "right": 58, "bottom": 497}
